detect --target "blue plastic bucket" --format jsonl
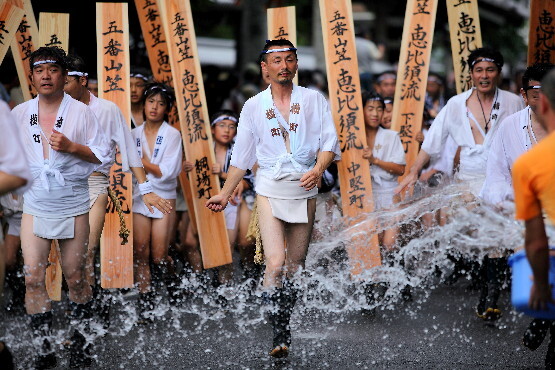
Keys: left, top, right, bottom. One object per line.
{"left": 508, "top": 249, "right": 555, "bottom": 319}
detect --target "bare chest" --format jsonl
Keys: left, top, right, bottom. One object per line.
{"left": 274, "top": 101, "right": 291, "bottom": 123}
{"left": 38, "top": 111, "right": 57, "bottom": 158}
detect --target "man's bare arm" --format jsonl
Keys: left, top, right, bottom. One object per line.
{"left": 0, "top": 172, "right": 27, "bottom": 196}
{"left": 300, "top": 151, "right": 335, "bottom": 191}
{"left": 206, "top": 165, "right": 247, "bottom": 212}
{"left": 525, "top": 215, "right": 553, "bottom": 310}
{"left": 394, "top": 149, "right": 431, "bottom": 194}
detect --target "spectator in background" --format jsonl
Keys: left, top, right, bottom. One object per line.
{"left": 355, "top": 26, "right": 384, "bottom": 92}
{"left": 88, "top": 77, "right": 99, "bottom": 97}
{"left": 374, "top": 71, "right": 397, "bottom": 99}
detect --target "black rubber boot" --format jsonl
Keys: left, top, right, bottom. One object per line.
{"left": 484, "top": 257, "right": 505, "bottom": 321}
{"left": 137, "top": 291, "right": 156, "bottom": 324}
{"left": 522, "top": 319, "right": 551, "bottom": 351}
{"left": 92, "top": 284, "right": 111, "bottom": 330}
{"left": 266, "top": 288, "right": 287, "bottom": 358}
{"left": 476, "top": 257, "right": 489, "bottom": 319}
{"left": 279, "top": 280, "right": 299, "bottom": 348}
{"left": 30, "top": 311, "right": 56, "bottom": 369}
{"left": 68, "top": 300, "right": 94, "bottom": 368}
{"left": 5, "top": 269, "right": 25, "bottom": 314}
{"left": 0, "top": 341, "right": 14, "bottom": 370}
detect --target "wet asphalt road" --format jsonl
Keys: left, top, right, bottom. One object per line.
{"left": 1, "top": 278, "right": 547, "bottom": 370}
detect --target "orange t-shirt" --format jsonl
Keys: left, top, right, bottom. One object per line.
{"left": 513, "top": 131, "right": 555, "bottom": 224}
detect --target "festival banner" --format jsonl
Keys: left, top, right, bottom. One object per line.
{"left": 158, "top": 0, "right": 232, "bottom": 269}
{"left": 528, "top": 0, "right": 555, "bottom": 65}
{"left": 267, "top": 6, "right": 298, "bottom": 85}
{"left": 391, "top": 0, "right": 437, "bottom": 173}
{"left": 97, "top": 2, "right": 134, "bottom": 288}
{"left": 319, "top": 0, "right": 381, "bottom": 274}
{"left": 37, "top": 12, "right": 69, "bottom": 301}
{"left": 0, "top": 1, "right": 24, "bottom": 64}
{"left": 9, "top": 0, "right": 37, "bottom": 101}
{"left": 135, "top": 0, "right": 197, "bottom": 232}
{"left": 446, "top": 0, "right": 482, "bottom": 94}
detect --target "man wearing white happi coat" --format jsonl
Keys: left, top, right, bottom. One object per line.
{"left": 63, "top": 55, "right": 171, "bottom": 286}
{"left": 480, "top": 63, "right": 553, "bottom": 206}
{"left": 206, "top": 39, "right": 340, "bottom": 358}
{"left": 398, "top": 47, "right": 524, "bottom": 196}
{"left": 11, "top": 47, "right": 111, "bottom": 368}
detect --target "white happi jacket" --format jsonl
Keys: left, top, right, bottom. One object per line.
{"left": 421, "top": 87, "right": 524, "bottom": 182}
{"left": 88, "top": 92, "right": 143, "bottom": 176}
{"left": 480, "top": 106, "right": 535, "bottom": 205}
{"left": 230, "top": 84, "right": 340, "bottom": 183}
{"left": 12, "top": 94, "right": 111, "bottom": 217}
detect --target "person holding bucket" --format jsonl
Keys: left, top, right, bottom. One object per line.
{"left": 513, "top": 68, "right": 555, "bottom": 368}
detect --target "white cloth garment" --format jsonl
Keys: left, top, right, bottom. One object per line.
{"left": 131, "top": 121, "right": 182, "bottom": 218}
{"left": 12, "top": 93, "right": 111, "bottom": 219}
{"left": 0, "top": 100, "right": 32, "bottom": 194}
{"left": 480, "top": 107, "right": 534, "bottom": 205}
{"left": 369, "top": 127, "right": 406, "bottom": 210}
{"left": 88, "top": 175, "right": 109, "bottom": 208}
{"left": 88, "top": 92, "right": 143, "bottom": 176}
{"left": 231, "top": 84, "right": 340, "bottom": 179}
{"left": 421, "top": 87, "right": 524, "bottom": 193}
{"left": 230, "top": 84, "right": 339, "bottom": 223}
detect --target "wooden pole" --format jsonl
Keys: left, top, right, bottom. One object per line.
{"left": 267, "top": 6, "right": 298, "bottom": 85}
{"left": 134, "top": 0, "right": 197, "bottom": 233}
{"left": 0, "top": 1, "right": 24, "bottom": 65}
{"left": 158, "top": 0, "right": 232, "bottom": 269}
{"left": 528, "top": 0, "right": 555, "bottom": 65}
{"left": 390, "top": 0, "right": 438, "bottom": 175}
{"left": 446, "top": 0, "right": 482, "bottom": 94}
{"left": 319, "top": 0, "right": 381, "bottom": 274}
{"left": 9, "top": 0, "right": 37, "bottom": 101}
{"left": 97, "top": 2, "right": 134, "bottom": 288}
{"left": 37, "top": 12, "right": 69, "bottom": 302}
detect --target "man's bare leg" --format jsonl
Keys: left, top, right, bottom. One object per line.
{"left": 284, "top": 198, "right": 316, "bottom": 278}
{"left": 256, "top": 195, "right": 286, "bottom": 288}
{"left": 236, "top": 201, "right": 257, "bottom": 279}
{"left": 182, "top": 223, "right": 203, "bottom": 273}
{"left": 85, "top": 193, "right": 108, "bottom": 286}
{"left": 133, "top": 213, "right": 152, "bottom": 294}
{"left": 20, "top": 214, "right": 53, "bottom": 314}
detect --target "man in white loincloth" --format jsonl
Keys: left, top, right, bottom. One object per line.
{"left": 206, "top": 39, "right": 340, "bottom": 358}
{"left": 11, "top": 46, "right": 111, "bottom": 368}
{"left": 63, "top": 54, "right": 172, "bottom": 328}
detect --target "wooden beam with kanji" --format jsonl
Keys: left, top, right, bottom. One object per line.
{"left": 37, "top": 11, "right": 70, "bottom": 302}
{"left": 528, "top": 0, "right": 555, "bottom": 65}
{"left": 97, "top": 2, "right": 134, "bottom": 288}
{"left": 267, "top": 6, "right": 298, "bottom": 85}
{"left": 391, "top": 0, "right": 437, "bottom": 174}
{"left": 9, "top": 0, "right": 37, "bottom": 101}
{"left": 319, "top": 0, "right": 381, "bottom": 274}
{"left": 135, "top": 0, "right": 197, "bottom": 233}
{"left": 0, "top": 1, "right": 24, "bottom": 64}
{"left": 158, "top": 0, "right": 232, "bottom": 269}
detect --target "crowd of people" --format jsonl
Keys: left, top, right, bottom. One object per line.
{"left": 1, "top": 39, "right": 555, "bottom": 368}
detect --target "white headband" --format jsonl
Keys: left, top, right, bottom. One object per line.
{"left": 211, "top": 115, "right": 238, "bottom": 126}
{"left": 68, "top": 71, "right": 88, "bottom": 77}
{"left": 33, "top": 60, "right": 58, "bottom": 66}
{"left": 262, "top": 47, "right": 297, "bottom": 54}
{"left": 471, "top": 57, "right": 497, "bottom": 67}
{"left": 383, "top": 99, "right": 393, "bottom": 105}
{"left": 377, "top": 73, "right": 396, "bottom": 82}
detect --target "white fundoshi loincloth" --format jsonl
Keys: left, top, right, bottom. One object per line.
{"left": 88, "top": 175, "right": 109, "bottom": 208}
{"left": 33, "top": 215, "right": 75, "bottom": 240}
{"left": 255, "top": 172, "right": 317, "bottom": 223}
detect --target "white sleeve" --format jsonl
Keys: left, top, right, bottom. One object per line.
{"left": 230, "top": 103, "right": 257, "bottom": 170}
{"left": 319, "top": 94, "right": 341, "bottom": 160}
{"left": 0, "top": 102, "right": 32, "bottom": 194}
{"left": 158, "top": 130, "right": 183, "bottom": 182}
{"left": 421, "top": 101, "right": 452, "bottom": 157}
{"left": 432, "top": 135, "right": 457, "bottom": 176}
{"left": 112, "top": 106, "right": 143, "bottom": 170}
{"left": 85, "top": 107, "right": 111, "bottom": 166}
